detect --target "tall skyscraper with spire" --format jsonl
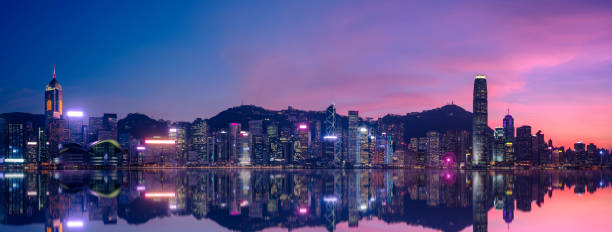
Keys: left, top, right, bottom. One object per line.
{"left": 44, "top": 66, "right": 66, "bottom": 160}
{"left": 45, "top": 66, "right": 63, "bottom": 121}
{"left": 472, "top": 74, "right": 489, "bottom": 166}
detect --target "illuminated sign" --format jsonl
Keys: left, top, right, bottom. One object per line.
{"left": 3, "top": 173, "right": 24, "bottom": 178}
{"left": 323, "top": 135, "right": 337, "bottom": 140}
{"left": 299, "top": 124, "right": 308, "bottom": 129}
{"left": 136, "top": 146, "right": 146, "bottom": 150}
{"left": 144, "top": 140, "right": 175, "bottom": 144}
{"left": 359, "top": 127, "right": 367, "bottom": 133}
{"left": 169, "top": 128, "right": 177, "bottom": 133}
{"left": 136, "top": 185, "right": 146, "bottom": 191}
{"left": 144, "top": 192, "right": 176, "bottom": 198}
{"left": 27, "top": 191, "right": 37, "bottom": 196}
{"left": 323, "top": 196, "right": 338, "bottom": 203}
{"left": 298, "top": 207, "right": 308, "bottom": 214}
{"left": 27, "top": 141, "right": 37, "bottom": 146}
{"left": 66, "top": 220, "right": 84, "bottom": 228}
{"left": 66, "top": 111, "right": 84, "bottom": 117}
{"left": 4, "top": 158, "right": 25, "bottom": 163}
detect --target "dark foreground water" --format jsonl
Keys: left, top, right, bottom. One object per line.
{"left": 0, "top": 169, "right": 611, "bottom": 232}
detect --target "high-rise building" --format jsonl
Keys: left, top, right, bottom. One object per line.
{"left": 426, "top": 131, "right": 440, "bottom": 167}
{"left": 574, "top": 142, "right": 586, "bottom": 166}
{"left": 323, "top": 105, "right": 339, "bottom": 164}
{"left": 229, "top": 123, "right": 241, "bottom": 164}
{"left": 348, "top": 111, "right": 360, "bottom": 165}
{"left": 238, "top": 131, "right": 251, "bottom": 166}
{"left": 493, "top": 128, "right": 505, "bottom": 163}
{"left": 472, "top": 74, "right": 489, "bottom": 167}
{"left": 66, "top": 111, "right": 85, "bottom": 145}
{"left": 169, "top": 123, "right": 189, "bottom": 165}
{"left": 294, "top": 123, "right": 310, "bottom": 163}
{"left": 44, "top": 66, "right": 63, "bottom": 121}
{"left": 7, "top": 124, "right": 25, "bottom": 163}
{"left": 191, "top": 118, "right": 208, "bottom": 164}
{"left": 503, "top": 112, "right": 514, "bottom": 143}
{"left": 99, "top": 113, "right": 118, "bottom": 140}
{"left": 358, "top": 127, "right": 371, "bottom": 166}
{"left": 586, "top": 143, "right": 597, "bottom": 166}
{"left": 516, "top": 126, "right": 532, "bottom": 165}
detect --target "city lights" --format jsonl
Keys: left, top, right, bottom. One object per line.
{"left": 136, "top": 185, "right": 146, "bottom": 191}
{"left": 4, "top": 158, "right": 25, "bottom": 163}
{"left": 66, "top": 111, "right": 84, "bottom": 117}
{"left": 169, "top": 128, "right": 177, "bottom": 133}
{"left": 136, "top": 146, "right": 146, "bottom": 150}
{"left": 323, "top": 196, "right": 338, "bottom": 203}
{"left": 359, "top": 127, "right": 367, "bottom": 133}
{"left": 27, "top": 141, "right": 37, "bottom": 146}
{"left": 144, "top": 192, "right": 176, "bottom": 198}
{"left": 323, "top": 135, "right": 337, "bottom": 140}
{"left": 144, "top": 140, "right": 176, "bottom": 144}
{"left": 169, "top": 204, "right": 177, "bottom": 210}
{"left": 298, "top": 207, "right": 308, "bottom": 214}
{"left": 27, "top": 191, "right": 37, "bottom": 196}
{"left": 66, "top": 220, "right": 84, "bottom": 228}
{"left": 299, "top": 124, "right": 308, "bottom": 129}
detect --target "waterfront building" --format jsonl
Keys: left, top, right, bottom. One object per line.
{"left": 472, "top": 74, "right": 489, "bottom": 167}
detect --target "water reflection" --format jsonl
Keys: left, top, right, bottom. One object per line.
{"left": 0, "top": 169, "right": 610, "bottom": 232}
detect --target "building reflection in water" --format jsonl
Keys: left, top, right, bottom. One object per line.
{"left": 0, "top": 169, "right": 610, "bottom": 232}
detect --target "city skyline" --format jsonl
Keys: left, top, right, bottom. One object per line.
{"left": 2, "top": 1, "right": 611, "bottom": 150}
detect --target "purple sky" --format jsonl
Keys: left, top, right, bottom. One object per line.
{"left": 1, "top": 0, "right": 611, "bottom": 148}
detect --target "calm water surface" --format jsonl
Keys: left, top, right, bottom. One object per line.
{"left": 0, "top": 169, "right": 610, "bottom": 232}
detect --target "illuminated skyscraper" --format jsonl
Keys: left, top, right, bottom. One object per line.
{"left": 44, "top": 66, "right": 63, "bottom": 121}
{"left": 348, "top": 111, "right": 360, "bottom": 165}
{"left": 503, "top": 112, "right": 514, "bottom": 143}
{"left": 323, "top": 104, "right": 339, "bottom": 164}
{"left": 7, "top": 124, "right": 25, "bottom": 162}
{"left": 472, "top": 74, "right": 489, "bottom": 166}
{"left": 229, "top": 123, "right": 241, "bottom": 164}
{"left": 493, "top": 128, "right": 505, "bottom": 163}
{"left": 426, "top": 131, "right": 440, "bottom": 167}
{"left": 66, "top": 111, "right": 85, "bottom": 145}
{"left": 191, "top": 118, "right": 208, "bottom": 164}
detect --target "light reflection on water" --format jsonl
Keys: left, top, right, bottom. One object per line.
{"left": 0, "top": 169, "right": 610, "bottom": 232}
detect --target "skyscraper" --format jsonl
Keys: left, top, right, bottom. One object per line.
{"left": 516, "top": 126, "right": 532, "bottom": 165}
{"left": 229, "top": 123, "right": 241, "bottom": 164}
{"left": 426, "top": 131, "right": 440, "bottom": 167}
{"left": 191, "top": 118, "right": 208, "bottom": 164}
{"left": 472, "top": 74, "right": 489, "bottom": 167}
{"left": 493, "top": 127, "right": 505, "bottom": 163}
{"left": 348, "top": 111, "right": 360, "bottom": 165}
{"left": 503, "top": 112, "right": 514, "bottom": 143}
{"left": 323, "top": 104, "right": 339, "bottom": 164}
{"left": 44, "top": 66, "right": 63, "bottom": 121}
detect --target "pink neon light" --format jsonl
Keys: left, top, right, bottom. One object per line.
{"left": 136, "top": 185, "right": 146, "bottom": 191}
{"left": 446, "top": 158, "right": 451, "bottom": 162}
{"left": 145, "top": 140, "right": 175, "bottom": 144}
{"left": 299, "top": 207, "right": 308, "bottom": 214}
{"left": 231, "top": 211, "right": 239, "bottom": 215}
{"left": 136, "top": 146, "right": 146, "bottom": 150}
{"left": 145, "top": 192, "right": 176, "bottom": 198}
{"left": 299, "top": 124, "right": 308, "bottom": 129}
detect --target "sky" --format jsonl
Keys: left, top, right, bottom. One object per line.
{"left": 1, "top": 0, "right": 611, "bottom": 149}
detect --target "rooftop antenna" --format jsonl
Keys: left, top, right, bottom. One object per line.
{"left": 53, "top": 64, "right": 56, "bottom": 79}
